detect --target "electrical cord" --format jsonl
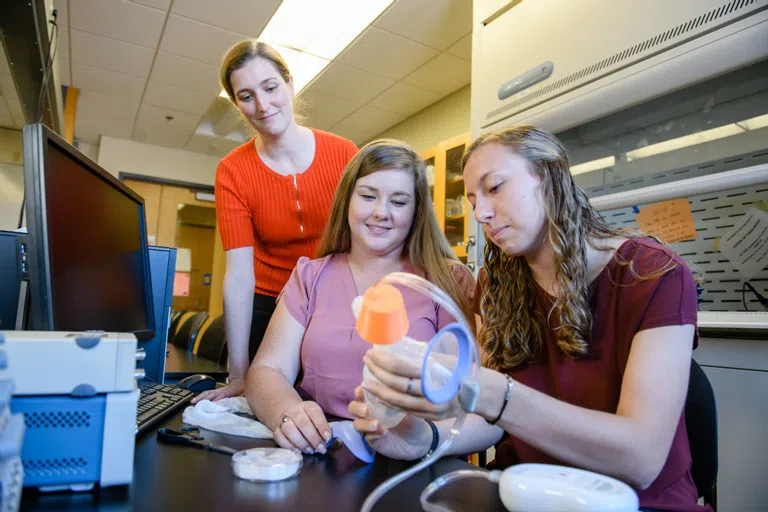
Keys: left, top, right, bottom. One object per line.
{"left": 743, "top": 281, "right": 768, "bottom": 311}
{"left": 18, "top": 10, "right": 58, "bottom": 229}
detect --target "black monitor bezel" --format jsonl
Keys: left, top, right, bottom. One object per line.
{"left": 23, "top": 123, "right": 156, "bottom": 340}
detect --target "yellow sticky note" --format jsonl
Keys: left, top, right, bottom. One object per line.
{"left": 713, "top": 237, "right": 721, "bottom": 252}
{"left": 636, "top": 198, "right": 697, "bottom": 243}
{"left": 754, "top": 200, "right": 768, "bottom": 212}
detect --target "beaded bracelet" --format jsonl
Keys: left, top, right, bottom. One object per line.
{"left": 488, "top": 376, "right": 514, "bottom": 425}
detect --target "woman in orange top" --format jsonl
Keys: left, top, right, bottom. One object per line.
{"left": 194, "top": 40, "right": 357, "bottom": 403}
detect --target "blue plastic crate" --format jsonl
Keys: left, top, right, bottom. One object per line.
{"left": 10, "top": 395, "right": 105, "bottom": 488}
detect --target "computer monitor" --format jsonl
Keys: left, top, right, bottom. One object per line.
{"left": 139, "top": 246, "right": 177, "bottom": 382}
{"left": 22, "top": 123, "right": 155, "bottom": 340}
{"left": 0, "top": 230, "right": 25, "bottom": 330}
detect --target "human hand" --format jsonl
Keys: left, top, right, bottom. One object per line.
{"left": 362, "top": 349, "right": 462, "bottom": 421}
{"left": 191, "top": 377, "right": 245, "bottom": 404}
{"left": 273, "top": 401, "right": 332, "bottom": 456}
{"left": 349, "top": 385, "right": 433, "bottom": 461}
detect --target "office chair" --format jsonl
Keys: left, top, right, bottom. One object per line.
{"left": 168, "top": 310, "right": 185, "bottom": 338}
{"left": 172, "top": 311, "right": 209, "bottom": 352}
{"left": 685, "top": 358, "right": 718, "bottom": 510}
{"left": 196, "top": 315, "right": 227, "bottom": 363}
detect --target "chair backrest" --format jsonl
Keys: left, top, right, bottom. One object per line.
{"left": 685, "top": 359, "right": 718, "bottom": 503}
{"left": 168, "top": 310, "right": 185, "bottom": 338}
{"left": 172, "top": 311, "right": 209, "bottom": 352}
{"left": 196, "top": 315, "right": 227, "bottom": 363}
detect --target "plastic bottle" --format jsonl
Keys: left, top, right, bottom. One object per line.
{"left": 355, "top": 283, "right": 427, "bottom": 428}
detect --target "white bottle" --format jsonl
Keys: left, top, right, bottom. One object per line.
{"left": 353, "top": 284, "right": 426, "bottom": 428}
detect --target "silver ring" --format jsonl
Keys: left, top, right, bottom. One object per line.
{"left": 281, "top": 414, "right": 292, "bottom": 425}
{"left": 406, "top": 378, "right": 414, "bottom": 394}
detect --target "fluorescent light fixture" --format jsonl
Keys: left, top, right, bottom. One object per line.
{"left": 570, "top": 156, "right": 615, "bottom": 175}
{"left": 260, "top": 0, "right": 393, "bottom": 60}
{"left": 217, "top": 0, "right": 392, "bottom": 99}
{"left": 736, "top": 112, "right": 768, "bottom": 131}
{"left": 625, "top": 123, "right": 746, "bottom": 161}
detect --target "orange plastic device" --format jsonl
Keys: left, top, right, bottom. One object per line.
{"left": 355, "top": 283, "right": 409, "bottom": 345}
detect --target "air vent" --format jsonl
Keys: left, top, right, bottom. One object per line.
{"left": 24, "top": 457, "right": 88, "bottom": 477}
{"left": 487, "top": 0, "right": 761, "bottom": 121}
{"left": 24, "top": 411, "right": 92, "bottom": 429}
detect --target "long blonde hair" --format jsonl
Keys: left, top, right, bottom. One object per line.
{"left": 464, "top": 126, "right": 672, "bottom": 372}
{"left": 317, "top": 139, "right": 474, "bottom": 326}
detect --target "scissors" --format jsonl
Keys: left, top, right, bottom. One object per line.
{"left": 157, "top": 427, "right": 238, "bottom": 456}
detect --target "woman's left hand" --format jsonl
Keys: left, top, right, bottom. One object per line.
{"left": 362, "top": 349, "right": 462, "bottom": 421}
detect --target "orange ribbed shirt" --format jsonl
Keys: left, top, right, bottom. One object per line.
{"left": 215, "top": 129, "right": 358, "bottom": 297}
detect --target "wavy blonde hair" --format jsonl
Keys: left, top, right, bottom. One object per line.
{"left": 465, "top": 126, "right": 676, "bottom": 372}
{"left": 317, "top": 139, "right": 474, "bottom": 326}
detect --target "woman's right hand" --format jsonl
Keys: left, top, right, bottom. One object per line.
{"left": 191, "top": 377, "right": 245, "bottom": 404}
{"left": 273, "top": 401, "right": 332, "bottom": 455}
{"left": 348, "top": 386, "right": 433, "bottom": 461}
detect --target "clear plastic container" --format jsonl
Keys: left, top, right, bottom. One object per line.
{"left": 231, "top": 448, "right": 303, "bottom": 482}
{"left": 363, "top": 338, "right": 427, "bottom": 428}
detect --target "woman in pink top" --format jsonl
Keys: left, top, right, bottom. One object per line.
{"left": 244, "top": 140, "right": 475, "bottom": 456}
{"left": 352, "top": 126, "right": 707, "bottom": 512}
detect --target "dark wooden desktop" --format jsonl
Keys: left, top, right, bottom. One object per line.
{"left": 21, "top": 401, "right": 505, "bottom": 511}
{"left": 164, "top": 344, "right": 228, "bottom": 381}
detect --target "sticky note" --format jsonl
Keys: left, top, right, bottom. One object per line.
{"left": 713, "top": 237, "right": 721, "bottom": 252}
{"left": 636, "top": 198, "right": 697, "bottom": 244}
{"left": 173, "top": 271, "right": 191, "bottom": 296}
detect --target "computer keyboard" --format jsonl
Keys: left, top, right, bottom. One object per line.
{"left": 136, "top": 382, "right": 195, "bottom": 435}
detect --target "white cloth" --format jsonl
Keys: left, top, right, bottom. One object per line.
{"left": 182, "top": 397, "right": 273, "bottom": 439}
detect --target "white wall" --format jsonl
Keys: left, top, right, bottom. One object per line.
{"left": 368, "top": 86, "right": 471, "bottom": 153}
{"left": 98, "top": 136, "right": 221, "bottom": 186}
{"left": 0, "top": 162, "right": 24, "bottom": 231}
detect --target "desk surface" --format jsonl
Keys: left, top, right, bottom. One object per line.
{"left": 21, "top": 408, "right": 505, "bottom": 511}
{"left": 164, "top": 344, "right": 228, "bottom": 381}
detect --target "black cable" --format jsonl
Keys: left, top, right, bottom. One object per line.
{"left": 35, "top": 12, "right": 59, "bottom": 124}
{"left": 18, "top": 10, "right": 58, "bottom": 229}
{"left": 744, "top": 281, "right": 768, "bottom": 311}
{"left": 742, "top": 282, "right": 750, "bottom": 312}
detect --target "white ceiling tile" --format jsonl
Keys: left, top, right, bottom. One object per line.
{"left": 69, "top": 0, "right": 166, "bottom": 48}
{"left": 150, "top": 52, "right": 220, "bottom": 94}
{"left": 308, "top": 63, "right": 394, "bottom": 104}
{"left": 0, "top": 99, "right": 15, "bottom": 129}
{"left": 73, "top": 124, "right": 104, "bottom": 145}
{"left": 53, "top": 0, "right": 68, "bottom": 26}
{"left": 299, "top": 92, "right": 363, "bottom": 131}
{"left": 77, "top": 91, "right": 139, "bottom": 124}
{"left": 329, "top": 119, "right": 383, "bottom": 146}
{"left": 0, "top": 74, "right": 25, "bottom": 127}
{"left": 0, "top": 51, "right": 11, "bottom": 75}
{"left": 70, "top": 30, "right": 154, "bottom": 78}
{"left": 171, "top": 0, "right": 280, "bottom": 37}
{"left": 185, "top": 133, "right": 241, "bottom": 157}
{"left": 335, "top": 105, "right": 404, "bottom": 137}
{"left": 159, "top": 14, "right": 243, "bottom": 67}
{"left": 71, "top": 62, "right": 146, "bottom": 100}
{"left": 57, "top": 28, "right": 70, "bottom": 62}
{"left": 335, "top": 27, "right": 439, "bottom": 81}
{"left": 144, "top": 81, "right": 216, "bottom": 115}
{"left": 403, "top": 53, "right": 470, "bottom": 95}
{"left": 375, "top": 0, "right": 472, "bottom": 51}
{"left": 75, "top": 91, "right": 138, "bottom": 142}
{"left": 369, "top": 82, "right": 441, "bottom": 117}
{"left": 133, "top": 103, "right": 201, "bottom": 148}
{"left": 56, "top": 59, "right": 71, "bottom": 86}
{"left": 131, "top": 0, "right": 172, "bottom": 10}
{"left": 446, "top": 34, "right": 471, "bottom": 61}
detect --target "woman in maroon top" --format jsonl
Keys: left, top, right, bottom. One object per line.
{"left": 349, "top": 126, "right": 707, "bottom": 512}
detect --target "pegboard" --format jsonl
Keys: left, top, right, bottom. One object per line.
{"left": 598, "top": 183, "right": 768, "bottom": 311}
